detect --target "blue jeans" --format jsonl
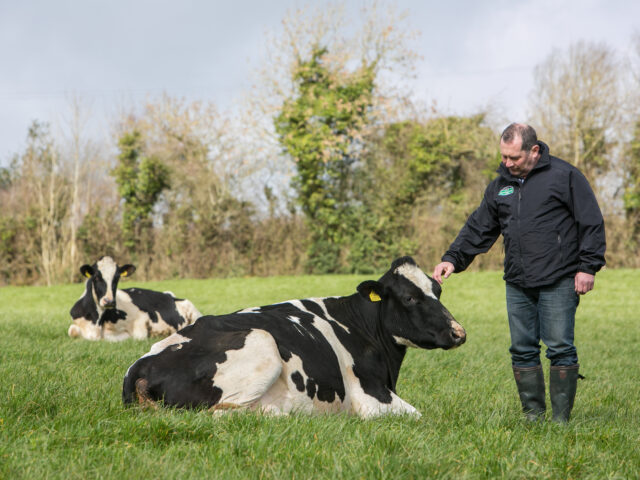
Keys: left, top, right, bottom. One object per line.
{"left": 506, "top": 276, "right": 579, "bottom": 367}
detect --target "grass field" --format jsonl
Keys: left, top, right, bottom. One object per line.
{"left": 1, "top": 268, "right": 639, "bottom": 479}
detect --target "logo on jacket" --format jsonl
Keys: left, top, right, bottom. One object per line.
{"left": 498, "top": 186, "right": 514, "bottom": 196}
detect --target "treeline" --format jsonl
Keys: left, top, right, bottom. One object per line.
{"left": 1, "top": 7, "right": 639, "bottom": 286}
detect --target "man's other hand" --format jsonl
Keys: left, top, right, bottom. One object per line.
{"left": 575, "top": 272, "right": 595, "bottom": 295}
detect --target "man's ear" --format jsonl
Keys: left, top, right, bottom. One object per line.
{"left": 119, "top": 264, "right": 136, "bottom": 278}
{"left": 80, "top": 265, "right": 94, "bottom": 278}
{"left": 357, "top": 280, "right": 385, "bottom": 303}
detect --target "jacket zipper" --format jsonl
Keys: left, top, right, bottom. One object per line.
{"left": 517, "top": 182, "right": 525, "bottom": 278}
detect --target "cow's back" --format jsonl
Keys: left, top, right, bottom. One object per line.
{"left": 123, "top": 305, "right": 349, "bottom": 409}
{"left": 117, "top": 287, "right": 199, "bottom": 333}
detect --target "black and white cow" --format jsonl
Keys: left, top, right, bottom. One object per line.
{"left": 68, "top": 256, "right": 201, "bottom": 341}
{"left": 123, "top": 257, "right": 466, "bottom": 418}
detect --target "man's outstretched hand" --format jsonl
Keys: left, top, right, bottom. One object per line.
{"left": 433, "top": 261, "right": 455, "bottom": 285}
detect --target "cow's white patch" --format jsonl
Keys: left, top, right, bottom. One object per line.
{"left": 287, "top": 315, "right": 308, "bottom": 337}
{"left": 212, "top": 329, "right": 282, "bottom": 409}
{"left": 395, "top": 263, "right": 437, "bottom": 299}
{"left": 393, "top": 336, "right": 420, "bottom": 348}
{"left": 145, "top": 333, "right": 192, "bottom": 357}
{"left": 175, "top": 299, "right": 201, "bottom": 325}
{"left": 238, "top": 307, "right": 261, "bottom": 314}
{"left": 289, "top": 298, "right": 350, "bottom": 334}
{"left": 96, "top": 256, "right": 118, "bottom": 304}
{"left": 144, "top": 311, "right": 173, "bottom": 339}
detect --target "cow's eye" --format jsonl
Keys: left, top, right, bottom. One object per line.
{"left": 404, "top": 296, "right": 417, "bottom": 305}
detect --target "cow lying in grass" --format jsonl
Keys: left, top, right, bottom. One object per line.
{"left": 123, "top": 256, "right": 466, "bottom": 418}
{"left": 68, "top": 256, "right": 201, "bottom": 341}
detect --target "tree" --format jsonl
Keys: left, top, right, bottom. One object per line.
{"left": 5, "top": 121, "right": 70, "bottom": 285}
{"left": 275, "top": 46, "right": 376, "bottom": 272}
{"left": 265, "top": 3, "right": 418, "bottom": 273}
{"left": 623, "top": 35, "right": 640, "bottom": 247}
{"left": 529, "top": 41, "right": 622, "bottom": 188}
{"left": 623, "top": 121, "right": 640, "bottom": 240}
{"left": 112, "top": 130, "right": 169, "bottom": 255}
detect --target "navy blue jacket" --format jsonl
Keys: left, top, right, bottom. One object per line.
{"left": 442, "top": 141, "right": 606, "bottom": 288}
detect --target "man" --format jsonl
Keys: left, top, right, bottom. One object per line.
{"left": 433, "top": 123, "right": 606, "bottom": 423}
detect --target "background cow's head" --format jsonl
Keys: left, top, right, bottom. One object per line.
{"left": 80, "top": 256, "right": 135, "bottom": 313}
{"left": 357, "top": 256, "right": 466, "bottom": 350}
{"left": 69, "top": 256, "right": 135, "bottom": 339}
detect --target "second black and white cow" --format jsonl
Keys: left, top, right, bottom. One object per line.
{"left": 68, "top": 256, "right": 201, "bottom": 341}
{"left": 122, "top": 256, "right": 466, "bottom": 418}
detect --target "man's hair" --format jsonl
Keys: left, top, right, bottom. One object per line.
{"left": 501, "top": 123, "right": 538, "bottom": 151}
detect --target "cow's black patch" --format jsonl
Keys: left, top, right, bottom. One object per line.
{"left": 99, "top": 308, "right": 127, "bottom": 326}
{"left": 124, "top": 288, "right": 188, "bottom": 329}
{"left": 300, "top": 299, "right": 327, "bottom": 320}
{"left": 70, "top": 286, "right": 99, "bottom": 323}
{"left": 306, "top": 378, "right": 317, "bottom": 399}
{"left": 291, "top": 371, "right": 305, "bottom": 392}
{"left": 276, "top": 344, "right": 292, "bottom": 362}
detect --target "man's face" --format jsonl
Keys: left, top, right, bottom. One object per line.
{"left": 500, "top": 137, "right": 539, "bottom": 178}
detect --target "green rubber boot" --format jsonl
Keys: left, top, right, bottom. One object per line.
{"left": 550, "top": 364, "right": 579, "bottom": 423}
{"left": 513, "top": 365, "right": 546, "bottom": 421}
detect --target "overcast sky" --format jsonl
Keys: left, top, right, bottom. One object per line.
{"left": 1, "top": 0, "right": 638, "bottom": 166}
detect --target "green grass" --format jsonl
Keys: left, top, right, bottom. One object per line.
{"left": 1, "top": 269, "right": 639, "bottom": 479}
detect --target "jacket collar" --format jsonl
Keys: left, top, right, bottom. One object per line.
{"left": 497, "top": 141, "right": 551, "bottom": 181}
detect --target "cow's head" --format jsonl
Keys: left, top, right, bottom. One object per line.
{"left": 80, "top": 256, "right": 135, "bottom": 313}
{"left": 357, "top": 256, "right": 466, "bottom": 350}
{"left": 69, "top": 256, "right": 136, "bottom": 339}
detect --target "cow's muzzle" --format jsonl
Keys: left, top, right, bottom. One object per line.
{"left": 450, "top": 321, "right": 466, "bottom": 348}
{"left": 101, "top": 298, "right": 116, "bottom": 309}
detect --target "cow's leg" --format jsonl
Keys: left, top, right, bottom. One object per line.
{"left": 68, "top": 318, "right": 102, "bottom": 340}
{"left": 209, "top": 329, "right": 283, "bottom": 411}
{"left": 131, "top": 318, "right": 151, "bottom": 340}
{"left": 353, "top": 391, "right": 421, "bottom": 419}
{"left": 386, "top": 393, "right": 421, "bottom": 418}
{"left": 342, "top": 366, "right": 421, "bottom": 418}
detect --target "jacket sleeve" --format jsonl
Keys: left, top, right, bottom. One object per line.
{"left": 570, "top": 170, "right": 606, "bottom": 275}
{"left": 442, "top": 183, "right": 501, "bottom": 273}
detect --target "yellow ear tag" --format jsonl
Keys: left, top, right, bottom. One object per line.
{"left": 84, "top": 272, "right": 92, "bottom": 278}
{"left": 369, "top": 291, "right": 381, "bottom": 302}
{"left": 121, "top": 271, "right": 127, "bottom": 277}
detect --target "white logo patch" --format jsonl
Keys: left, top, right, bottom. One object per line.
{"left": 394, "top": 263, "right": 437, "bottom": 300}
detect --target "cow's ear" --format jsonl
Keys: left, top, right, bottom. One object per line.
{"left": 80, "top": 265, "right": 94, "bottom": 278}
{"left": 119, "top": 264, "right": 136, "bottom": 278}
{"left": 357, "top": 280, "right": 385, "bottom": 303}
